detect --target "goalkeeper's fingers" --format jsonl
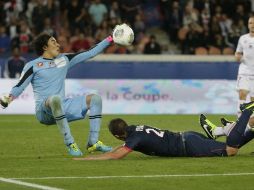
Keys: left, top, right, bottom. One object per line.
{"left": 0, "top": 98, "right": 8, "bottom": 109}
{"left": 0, "top": 94, "right": 12, "bottom": 109}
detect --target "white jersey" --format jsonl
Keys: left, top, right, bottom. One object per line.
{"left": 236, "top": 33, "right": 254, "bottom": 75}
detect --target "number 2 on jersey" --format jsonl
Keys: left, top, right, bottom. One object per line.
{"left": 145, "top": 128, "right": 165, "bottom": 138}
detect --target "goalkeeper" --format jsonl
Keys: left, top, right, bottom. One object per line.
{"left": 0, "top": 28, "right": 127, "bottom": 156}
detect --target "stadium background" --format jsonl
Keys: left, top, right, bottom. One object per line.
{"left": 1, "top": 1, "right": 254, "bottom": 190}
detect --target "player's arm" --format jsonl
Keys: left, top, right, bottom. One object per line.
{"left": 65, "top": 36, "right": 113, "bottom": 68}
{"left": 73, "top": 145, "right": 132, "bottom": 160}
{"left": 0, "top": 64, "right": 33, "bottom": 108}
{"left": 235, "top": 52, "right": 243, "bottom": 62}
{"left": 0, "top": 94, "right": 14, "bottom": 108}
{"left": 235, "top": 36, "right": 243, "bottom": 63}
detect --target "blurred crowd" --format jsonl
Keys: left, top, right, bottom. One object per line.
{"left": 0, "top": 0, "right": 254, "bottom": 61}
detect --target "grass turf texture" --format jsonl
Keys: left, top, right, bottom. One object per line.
{"left": 0, "top": 114, "right": 254, "bottom": 190}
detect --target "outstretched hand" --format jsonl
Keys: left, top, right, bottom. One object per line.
{"left": 0, "top": 94, "right": 12, "bottom": 109}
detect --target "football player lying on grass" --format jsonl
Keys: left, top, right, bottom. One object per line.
{"left": 74, "top": 102, "right": 254, "bottom": 160}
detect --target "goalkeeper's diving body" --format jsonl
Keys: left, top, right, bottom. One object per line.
{"left": 74, "top": 102, "right": 254, "bottom": 160}
{"left": 0, "top": 33, "right": 116, "bottom": 156}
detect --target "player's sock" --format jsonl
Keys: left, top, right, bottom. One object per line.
{"left": 213, "top": 122, "right": 238, "bottom": 137}
{"left": 226, "top": 109, "right": 253, "bottom": 148}
{"left": 49, "top": 95, "right": 74, "bottom": 145}
{"left": 213, "top": 127, "right": 225, "bottom": 136}
{"left": 223, "top": 122, "right": 236, "bottom": 136}
{"left": 88, "top": 94, "right": 102, "bottom": 145}
{"left": 237, "top": 99, "right": 246, "bottom": 117}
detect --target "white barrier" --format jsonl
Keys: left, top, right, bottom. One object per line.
{"left": 90, "top": 54, "right": 236, "bottom": 62}
{"left": 0, "top": 79, "right": 238, "bottom": 114}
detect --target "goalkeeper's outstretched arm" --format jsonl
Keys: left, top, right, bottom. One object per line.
{"left": 1, "top": 63, "right": 33, "bottom": 109}
{"left": 66, "top": 36, "right": 113, "bottom": 69}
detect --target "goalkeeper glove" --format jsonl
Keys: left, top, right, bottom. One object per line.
{"left": 0, "top": 94, "right": 13, "bottom": 109}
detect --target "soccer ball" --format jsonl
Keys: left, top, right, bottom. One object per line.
{"left": 112, "top": 23, "right": 134, "bottom": 46}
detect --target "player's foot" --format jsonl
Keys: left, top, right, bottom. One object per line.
{"left": 87, "top": 141, "right": 112, "bottom": 153}
{"left": 220, "top": 117, "right": 233, "bottom": 127}
{"left": 240, "top": 101, "right": 254, "bottom": 112}
{"left": 199, "top": 114, "right": 217, "bottom": 139}
{"left": 67, "top": 143, "right": 83, "bottom": 156}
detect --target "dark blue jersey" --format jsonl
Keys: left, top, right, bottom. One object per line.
{"left": 124, "top": 125, "right": 185, "bottom": 157}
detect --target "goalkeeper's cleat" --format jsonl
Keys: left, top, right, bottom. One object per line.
{"left": 240, "top": 101, "right": 254, "bottom": 112}
{"left": 67, "top": 143, "right": 83, "bottom": 156}
{"left": 199, "top": 114, "right": 217, "bottom": 139}
{"left": 87, "top": 141, "right": 112, "bottom": 153}
{"left": 220, "top": 117, "right": 234, "bottom": 127}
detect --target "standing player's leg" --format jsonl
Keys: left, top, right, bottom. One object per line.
{"left": 248, "top": 94, "right": 254, "bottom": 128}
{"left": 45, "top": 95, "right": 83, "bottom": 156}
{"left": 238, "top": 89, "right": 248, "bottom": 116}
{"left": 236, "top": 75, "right": 249, "bottom": 117}
{"left": 63, "top": 94, "right": 112, "bottom": 153}
{"left": 85, "top": 94, "right": 112, "bottom": 153}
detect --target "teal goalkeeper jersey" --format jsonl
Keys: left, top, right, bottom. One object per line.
{"left": 10, "top": 38, "right": 111, "bottom": 112}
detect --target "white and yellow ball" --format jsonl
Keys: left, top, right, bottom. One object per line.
{"left": 113, "top": 23, "right": 134, "bottom": 46}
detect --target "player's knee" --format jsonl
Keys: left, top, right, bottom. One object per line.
{"left": 49, "top": 95, "right": 62, "bottom": 110}
{"left": 226, "top": 146, "right": 238, "bottom": 156}
{"left": 248, "top": 117, "right": 254, "bottom": 127}
{"left": 87, "top": 94, "right": 102, "bottom": 107}
{"left": 239, "top": 90, "right": 248, "bottom": 100}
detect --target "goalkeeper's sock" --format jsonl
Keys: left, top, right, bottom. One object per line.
{"left": 88, "top": 94, "right": 102, "bottom": 145}
{"left": 49, "top": 95, "right": 74, "bottom": 145}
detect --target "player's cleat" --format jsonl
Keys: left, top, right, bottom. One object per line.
{"left": 240, "top": 101, "right": 254, "bottom": 112}
{"left": 199, "top": 114, "right": 217, "bottom": 139}
{"left": 220, "top": 117, "right": 233, "bottom": 127}
{"left": 87, "top": 141, "right": 112, "bottom": 153}
{"left": 67, "top": 143, "right": 83, "bottom": 156}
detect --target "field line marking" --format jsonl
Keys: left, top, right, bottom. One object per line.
{"left": 10, "top": 172, "right": 254, "bottom": 180}
{"left": 0, "top": 177, "right": 64, "bottom": 190}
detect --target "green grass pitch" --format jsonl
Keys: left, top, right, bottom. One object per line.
{"left": 0, "top": 114, "right": 254, "bottom": 190}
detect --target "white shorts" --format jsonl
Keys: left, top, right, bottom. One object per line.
{"left": 236, "top": 75, "right": 254, "bottom": 94}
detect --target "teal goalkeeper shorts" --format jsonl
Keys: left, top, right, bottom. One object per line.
{"left": 36, "top": 96, "right": 88, "bottom": 125}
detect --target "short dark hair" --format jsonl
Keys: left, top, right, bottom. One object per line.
{"left": 33, "top": 33, "right": 52, "bottom": 56}
{"left": 108, "top": 118, "right": 128, "bottom": 136}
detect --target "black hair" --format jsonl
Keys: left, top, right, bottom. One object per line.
{"left": 33, "top": 33, "right": 52, "bottom": 56}
{"left": 108, "top": 118, "right": 128, "bottom": 136}
{"left": 150, "top": 35, "right": 156, "bottom": 39}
